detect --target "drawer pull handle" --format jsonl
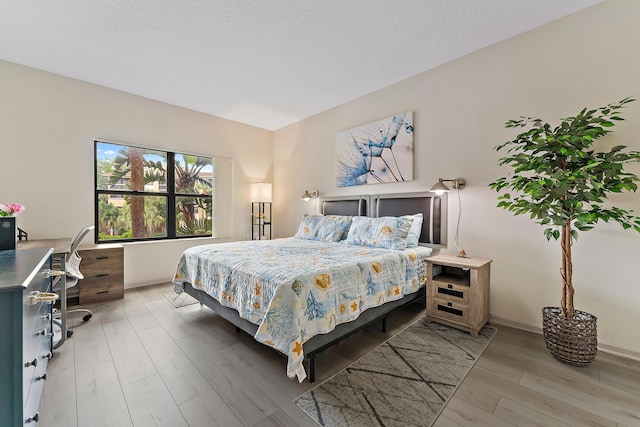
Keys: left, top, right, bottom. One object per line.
{"left": 24, "top": 358, "right": 38, "bottom": 368}
{"left": 36, "top": 328, "right": 53, "bottom": 338}
{"left": 29, "top": 291, "right": 60, "bottom": 305}
{"left": 437, "top": 288, "right": 464, "bottom": 299}
{"left": 447, "top": 302, "right": 452, "bottom": 307}
{"left": 448, "top": 284, "right": 453, "bottom": 289}
{"left": 96, "top": 256, "right": 110, "bottom": 260}
{"left": 97, "top": 273, "right": 109, "bottom": 277}
{"left": 36, "top": 372, "right": 47, "bottom": 381}
{"left": 43, "top": 352, "right": 53, "bottom": 360}
{"left": 43, "top": 269, "right": 65, "bottom": 278}
{"left": 26, "top": 413, "right": 39, "bottom": 424}
{"left": 437, "top": 304, "right": 464, "bottom": 317}
{"left": 41, "top": 313, "right": 52, "bottom": 321}
{"left": 97, "top": 291, "right": 109, "bottom": 294}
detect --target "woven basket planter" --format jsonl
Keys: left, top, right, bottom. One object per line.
{"left": 542, "top": 307, "right": 598, "bottom": 367}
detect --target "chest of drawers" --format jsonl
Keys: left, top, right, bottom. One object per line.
{"left": 0, "top": 248, "right": 54, "bottom": 426}
{"left": 77, "top": 244, "right": 124, "bottom": 304}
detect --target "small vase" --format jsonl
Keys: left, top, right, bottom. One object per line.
{"left": 0, "top": 216, "right": 16, "bottom": 251}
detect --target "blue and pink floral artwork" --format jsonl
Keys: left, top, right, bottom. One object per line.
{"left": 336, "top": 112, "right": 414, "bottom": 187}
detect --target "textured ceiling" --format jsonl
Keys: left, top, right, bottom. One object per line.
{"left": 1, "top": 0, "right": 602, "bottom": 130}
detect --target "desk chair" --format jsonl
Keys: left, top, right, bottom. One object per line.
{"left": 52, "top": 226, "right": 94, "bottom": 341}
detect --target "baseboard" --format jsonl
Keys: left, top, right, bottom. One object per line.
{"left": 489, "top": 314, "right": 640, "bottom": 362}
{"left": 489, "top": 314, "right": 542, "bottom": 335}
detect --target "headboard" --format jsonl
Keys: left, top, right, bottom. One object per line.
{"left": 372, "top": 192, "right": 446, "bottom": 245}
{"left": 321, "top": 196, "right": 369, "bottom": 216}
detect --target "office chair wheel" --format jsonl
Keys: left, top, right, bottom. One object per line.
{"left": 83, "top": 314, "right": 93, "bottom": 322}
{"left": 66, "top": 329, "right": 74, "bottom": 338}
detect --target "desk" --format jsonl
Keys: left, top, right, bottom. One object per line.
{"left": 18, "top": 238, "right": 72, "bottom": 349}
{"left": 18, "top": 238, "right": 71, "bottom": 254}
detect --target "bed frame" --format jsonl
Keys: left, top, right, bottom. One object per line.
{"left": 182, "top": 192, "right": 444, "bottom": 382}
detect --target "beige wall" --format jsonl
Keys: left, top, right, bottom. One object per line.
{"left": 1, "top": 0, "right": 637, "bottom": 354}
{"left": 0, "top": 60, "right": 273, "bottom": 287}
{"left": 273, "top": 0, "right": 640, "bottom": 354}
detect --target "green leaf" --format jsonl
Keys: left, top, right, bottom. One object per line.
{"left": 494, "top": 97, "right": 640, "bottom": 252}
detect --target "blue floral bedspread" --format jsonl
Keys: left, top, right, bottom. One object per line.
{"left": 173, "top": 237, "right": 431, "bottom": 381}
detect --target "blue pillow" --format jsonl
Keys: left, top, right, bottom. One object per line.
{"left": 294, "top": 215, "right": 353, "bottom": 242}
{"left": 344, "top": 215, "right": 414, "bottom": 250}
{"left": 406, "top": 213, "right": 423, "bottom": 248}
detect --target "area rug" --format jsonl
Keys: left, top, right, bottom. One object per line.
{"left": 295, "top": 319, "right": 497, "bottom": 426}
{"left": 164, "top": 291, "right": 200, "bottom": 308}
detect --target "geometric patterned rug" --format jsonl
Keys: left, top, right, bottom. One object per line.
{"left": 295, "top": 319, "right": 497, "bottom": 426}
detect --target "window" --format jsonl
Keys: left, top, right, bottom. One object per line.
{"left": 95, "top": 140, "right": 214, "bottom": 242}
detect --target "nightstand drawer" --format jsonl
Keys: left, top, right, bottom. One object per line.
{"left": 428, "top": 298, "right": 469, "bottom": 325}
{"left": 432, "top": 280, "right": 469, "bottom": 304}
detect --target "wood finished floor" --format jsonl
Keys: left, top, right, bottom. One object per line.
{"left": 40, "top": 282, "right": 640, "bottom": 427}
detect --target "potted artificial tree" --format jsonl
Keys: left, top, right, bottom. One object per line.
{"left": 490, "top": 97, "right": 640, "bottom": 366}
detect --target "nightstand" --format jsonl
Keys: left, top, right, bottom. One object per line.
{"left": 426, "top": 254, "right": 492, "bottom": 337}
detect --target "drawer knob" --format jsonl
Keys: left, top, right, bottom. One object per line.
{"left": 36, "top": 372, "right": 47, "bottom": 381}
{"left": 42, "top": 352, "right": 53, "bottom": 360}
{"left": 447, "top": 302, "right": 452, "bottom": 307}
{"left": 24, "top": 358, "right": 38, "bottom": 368}
{"left": 26, "top": 413, "right": 39, "bottom": 423}
{"left": 447, "top": 284, "right": 453, "bottom": 289}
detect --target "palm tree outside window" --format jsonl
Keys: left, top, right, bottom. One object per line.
{"left": 94, "top": 140, "right": 213, "bottom": 242}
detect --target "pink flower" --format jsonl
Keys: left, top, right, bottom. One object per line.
{"left": 0, "top": 203, "right": 25, "bottom": 217}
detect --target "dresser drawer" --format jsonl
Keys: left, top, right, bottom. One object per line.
{"left": 23, "top": 305, "right": 52, "bottom": 401}
{"left": 78, "top": 247, "right": 123, "bottom": 270}
{"left": 78, "top": 246, "right": 124, "bottom": 268}
{"left": 24, "top": 341, "right": 50, "bottom": 422}
{"left": 23, "top": 264, "right": 53, "bottom": 408}
{"left": 431, "top": 279, "right": 469, "bottom": 304}
{"left": 79, "top": 274, "right": 124, "bottom": 304}
{"left": 1, "top": 249, "right": 52, "bottom": 426}
{"left": 428, "top": 298, "right": 470, "bottom": 325}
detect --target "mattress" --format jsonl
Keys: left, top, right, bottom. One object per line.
{"left": 173, "top": 237, "right": 432, "bottom": 381}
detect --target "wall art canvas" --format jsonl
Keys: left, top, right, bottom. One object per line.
{"left": 336, "top": 111, "right": 414, "bottom": 187}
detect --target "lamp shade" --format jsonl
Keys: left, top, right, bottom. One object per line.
{"left": 429, "top": 179, "right": 450, "bottom": 195}
{"left": 429, "top": 178, "right": 465, "bottom": 195}
{"left": 251, "top": 183, "right": 272, "bottom": 202}
{"left": 301, "top": 189, "right": 319, "bottom": 201}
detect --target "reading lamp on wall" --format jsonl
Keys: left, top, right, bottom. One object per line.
{"left": 301, "top": 189, "right": 319, "bottom": 201}
{"left": 429, "top": 177, "right": 467, "bottom": 257}
{"left": 429, "top": 178, "right": 466, "bottom": 195}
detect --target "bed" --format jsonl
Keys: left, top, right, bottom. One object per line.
{"left": 173, "top": 192, "right": 444, "bottom": 382}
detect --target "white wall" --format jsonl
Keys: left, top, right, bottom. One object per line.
{"left": 273, "top": 0, "right": 640, "bottom": 354}
{"left": 0, "top": 60, "right": 273, "bottom": 287}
